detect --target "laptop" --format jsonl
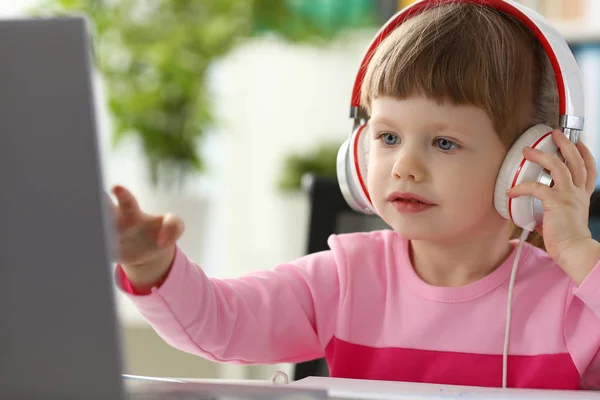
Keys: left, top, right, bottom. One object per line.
{"left": 0, "top": 16, "right": 326, "bottom": 400}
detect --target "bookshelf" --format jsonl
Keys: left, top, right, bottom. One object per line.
{"left": 395, "top": 1, "right": 600, "bottom": 43}
{"left": 554, "top": 20, "right": 600, "bottom": 44}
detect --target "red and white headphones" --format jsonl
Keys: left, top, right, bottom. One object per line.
{"left": 336, "top": 0, "right": 585, "bottom": 232}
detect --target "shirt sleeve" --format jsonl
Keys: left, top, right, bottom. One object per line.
{"left": 117, "top": 263, "right": 172, "bottom": 295}
{"left": 563, "top": 261, "right": 600, "bottom": 389}
{"left": 114, "top": 245, "right": 342, "bottom": 365}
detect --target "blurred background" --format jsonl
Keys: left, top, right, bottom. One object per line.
{"left": 2, "top": 0, "right": 600, "bottom": 382}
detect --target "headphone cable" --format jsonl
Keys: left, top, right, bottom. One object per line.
{"left": 502, "top": 227, "right": 532, "bottom": 389}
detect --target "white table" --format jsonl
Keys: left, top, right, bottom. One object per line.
{"left": 123, "top": 375, "right": 599, "bottom": 399}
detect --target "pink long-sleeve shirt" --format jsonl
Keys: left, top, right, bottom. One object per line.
{"left": 116, "top": 230, "right": 600, "bottom": 390}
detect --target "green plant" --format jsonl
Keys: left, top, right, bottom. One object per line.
{"left": 33, "top": 0, "right": 376, "bottom": 189}
{"left": 277, "top": 141, "right": 342, "bottom": 192}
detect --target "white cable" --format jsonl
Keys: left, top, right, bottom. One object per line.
{"left": 502, "top": 228, "right": 532, "bottom": 389}
{"left": 270, "top": 370, "right": 289, "bottom": 385}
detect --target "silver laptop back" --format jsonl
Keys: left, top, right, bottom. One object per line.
{"left": 0, "top": 16, "right": 125, "bottom": 400}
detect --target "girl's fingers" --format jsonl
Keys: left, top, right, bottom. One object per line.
{"left": 112, "top": 185, "right": 143, "bottom": 225}
{"left": 551, "top": 130, "right": 587, "bottom": 188}
{"left": 157, "top": 213, "right": 185, "bottom": 246}
{"left": 522, "top": 146, "right": 573, "bottom": 190}
{"left": 576, "top": 140, "right": 598, "bottom": 195}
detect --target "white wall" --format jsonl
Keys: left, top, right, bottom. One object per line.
{"left": 212, "top": 33, "right": 374, "bottom": 277}
{"left": 0, "top": 0, "right": 38, "bottom": 16}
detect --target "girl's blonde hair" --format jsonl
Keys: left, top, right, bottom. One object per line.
{"left": 360, "top": 1, "right": 559, "bottom": 250}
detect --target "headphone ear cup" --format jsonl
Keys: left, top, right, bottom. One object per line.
{"left": 337, "top": 124, "right": 375, "bottom": 214}
{"left": 494, "top": 124, "right": 557, "bottom": 230}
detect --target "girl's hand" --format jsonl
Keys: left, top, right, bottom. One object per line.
{"left": 109, "top": 185, "right": 185, "bottom": 288}
{"left": 507, "top": 130, "right": 598, "bottom": 281}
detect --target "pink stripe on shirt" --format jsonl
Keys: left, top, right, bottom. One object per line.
{"left": 325, "top": 336, "right": 581, "bottom": 389}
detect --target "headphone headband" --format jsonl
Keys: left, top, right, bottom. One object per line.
{"left": 350, "top": 0, "right": 584, "bottom": 131}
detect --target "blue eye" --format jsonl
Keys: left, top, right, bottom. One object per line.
{"left": 381, "top": 133, "right": 399, "bottom": 146}
{"left": 436, "top": 138, "right": 458, "bottom": 151}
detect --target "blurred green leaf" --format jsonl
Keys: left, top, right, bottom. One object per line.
{"left": 278, "top": 141, "right": 342, "bottom": 192}
{"left": 32, "top": 0, "right": 377, "bottom": 189}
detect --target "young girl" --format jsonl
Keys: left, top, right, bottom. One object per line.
{"left": 111, "top": 1, "right": 600, "bottom": 391}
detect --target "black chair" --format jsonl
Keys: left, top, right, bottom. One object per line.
{"left": 293, "top": 175, "right": 388, "bottom": 380}
{"left": 589, "top": 189, "right": 600, "bottom": 238}
{"left": 293, "top": 175, "right": 346, "bottom": 380}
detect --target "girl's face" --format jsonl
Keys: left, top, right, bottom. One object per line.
{"left": 367, "top": 95, "right": 511, "bottom": 245}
